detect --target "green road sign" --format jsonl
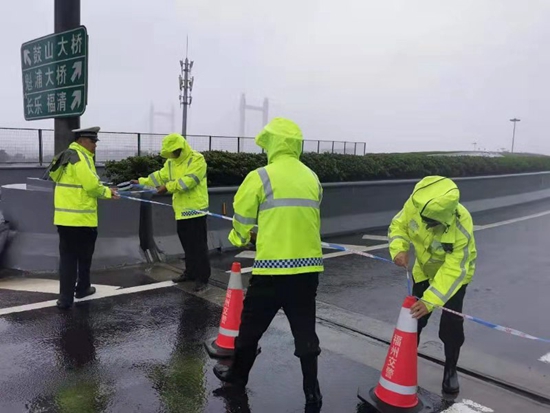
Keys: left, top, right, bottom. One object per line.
{"left": 20, "top": 26, "right": 88, "bottom": 121}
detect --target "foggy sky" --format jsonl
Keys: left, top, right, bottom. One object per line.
{"left": 1, "top": 0, "right": 549, "bottom": 154}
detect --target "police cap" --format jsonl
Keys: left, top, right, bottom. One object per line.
{"left": 72, "top": 126, "right": 100, "bottom": 142}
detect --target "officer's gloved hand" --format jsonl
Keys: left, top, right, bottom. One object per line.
{"left": 248, "top": 231, "right": 257, "bottom": 250}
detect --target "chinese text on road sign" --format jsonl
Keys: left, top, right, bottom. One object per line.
{"left": 21, "top": 26, "right": 88, "bottom": 120}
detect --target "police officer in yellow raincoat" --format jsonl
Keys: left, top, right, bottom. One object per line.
{"left": 388, "top": 176, "right": 477, "bottom": 395}
{"left": 213, "top": 118, "right": 324, "bottom": 411}
{"left": 134, "top": 133, "right": 211, "bottom": 292}
{"left": 48, "top": 127, "right": 119, "bottom": 310}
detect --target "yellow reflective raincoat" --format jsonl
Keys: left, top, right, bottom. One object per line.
{"left": 49, "top": 142, "right": 112, "bottom": 227}
{"left": 388, "top": 176, "right": 477, "bottom": 310}
{"left": 228, "top": 118, "right": 324, "bottom": 275}
{"left": 138, "top": 134, "right": 208, "bottom": 220}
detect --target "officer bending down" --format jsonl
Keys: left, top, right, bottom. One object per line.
{"left": 388, "top": 176, "right": 477, "bottom": 395}
{"left": 213, "top": 118, "right": 324, "bottom": 412}
{"left": 48, "top": 127, "right": 119, "bottom": 309}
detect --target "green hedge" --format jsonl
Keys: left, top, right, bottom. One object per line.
{"left": 104, "top": 151, "right": 550, "bottom": 187}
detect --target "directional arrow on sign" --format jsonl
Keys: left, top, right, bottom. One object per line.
{"left": 71, "top": 90, "right": 82, "bottom": 110}
{"left": 71, "top": 61, "right": 82, "bottom": 82}
{"left": 23, "top": 49, "right": 32, "bottom": 66}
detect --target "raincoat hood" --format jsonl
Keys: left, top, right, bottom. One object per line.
{"left": 160, "top": 133, "right": 191, "bottom": 161}
{"left": 411, "top": 176, "right": 460, "bottom": 227}
{"left": 255, "top": 118, "right": 303, "bottom": 163}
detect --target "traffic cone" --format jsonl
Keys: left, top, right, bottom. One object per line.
{"left": 204, "top": 262, "right": 245, "bottom": 359}
{"left": 358, "top": 296, "right": 432, "bottom": 412}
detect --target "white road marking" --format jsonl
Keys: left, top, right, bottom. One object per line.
{"left": 538, "top": 352, "right": 550, "bottom": 364}
{"left": 229, "top": 243, "right": 385, "bottom": 274}
{"left": 473, "top": 209, "right": 550, "bottom": 231}
{"left": 0, "top": 278, "right": 119, "bottom": 295}
{"left": 442, "top": 399, "right": 494, "bottom": 413}
{"left": 361, "top": 234, "right": 388, "bottom": 241}
{"left": 234, "top": 251, "right": 256, "bottom": 259}
{"left": 322, "top": 243, "right": 389, "bottom": 259}
{"left": 0, "top": 280, "right": 175, "bottom": 317}
{"left": 235, "top": 208, "right": 550, "bottom": 274}
{"left": 361, "top": 209, "right": 550, "bottom": 241}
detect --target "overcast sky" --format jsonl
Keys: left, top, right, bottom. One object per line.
{"left": 1, "top": 0, "right": 550, "bottom": 154}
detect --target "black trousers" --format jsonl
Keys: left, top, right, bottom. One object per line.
{"left": 176, "top": 215, "right": 211, "bottom": 284}
{"left": 235, "top": 273, "right": 321, "bottom": 358}
{"left": 57, "top": 226, "right": 98, "bottom": 304}
{"left": 413, "top": 280, "right": 467, "bottom": 358}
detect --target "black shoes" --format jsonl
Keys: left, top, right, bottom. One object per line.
{"left": 56, "top": 300, "right": 72, "bottom": 310}
{"left": 213, "top": 346, "right": 258, "bottom": 388}
{"left": 57, "top": 286, "right": 96, "bottom": 309}
{"left": 172, "top": 273, "right": 193, "bottom": 283}
{"left": 172, "top": 270, "right": 210, "bottom": 292}
{"left": 75, "top": 286, "right": 96, "bottom": 299}
{"left": 193, "top": 282, "right": 208, "bottom": 293}
{"left": 213, "top": 362, "right": 247, "bottom": 388}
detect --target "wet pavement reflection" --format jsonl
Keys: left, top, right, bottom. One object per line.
{"left": 0, "top": 288, "right": 388, "bottom": 412}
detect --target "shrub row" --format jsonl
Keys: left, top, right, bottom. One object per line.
{"left": 104, "top": 151, "right": 550, "bottom": 187}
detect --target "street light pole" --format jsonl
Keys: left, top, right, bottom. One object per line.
{"left": 510, "top": 118, "right": 521, "bottom": 153}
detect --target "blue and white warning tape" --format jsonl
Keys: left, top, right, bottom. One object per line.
{"left": 417, "top": 297, "right": 550, "bottom": 344}
{"left": 115, "top": 186, "right": 550, "bottom": 344}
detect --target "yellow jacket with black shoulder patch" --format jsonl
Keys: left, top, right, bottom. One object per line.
{"left": 49, "top": 142, "right": 112, "bottom": 227}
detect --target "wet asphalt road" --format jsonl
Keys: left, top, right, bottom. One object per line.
{"left": 0, "top": 288, "right": 405, "bottom": 413}
{"left": 2, "top": 199, "right": 550, "bottom": 410}
{"left": 314, "top": 199, "right": 550, "bottom": 385}
{"left": 203, "top": 199, "right": 550, "bottom": 390}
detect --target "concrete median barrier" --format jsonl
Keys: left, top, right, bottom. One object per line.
{"left": 0, "top": 178, "right": 145, "bottom": 272}
{"left": 2, "top": 171, "right": 550, "bottom": 270}
{"left": 149, "top": 188, "right": 237, "bottom": 262}
{"left": 321, "top": 171, "right": 550, "bottom": 235}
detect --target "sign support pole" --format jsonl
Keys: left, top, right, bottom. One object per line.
{"left": 54, "top": 0, "right": 80, "bottom": 155}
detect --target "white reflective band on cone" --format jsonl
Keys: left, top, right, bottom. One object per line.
{"left": 219, "top": 327, "right": 239, "bottom": 337}
{"left": 228, "top": 271, "right": 243, "bottom": 290}
{"left": 378, "top": 377, "right": 417, "bottom": 395}
{"left": 397, "top": 307, "right": 418, "bottom": 333}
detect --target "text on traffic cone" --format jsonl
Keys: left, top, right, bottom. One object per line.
{"left": 374, "top": 295, "right": 420, "bottom": 408}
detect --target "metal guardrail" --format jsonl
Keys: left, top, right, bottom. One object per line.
{"left": 0, "top": 127, "right": 366, "bottom": 165}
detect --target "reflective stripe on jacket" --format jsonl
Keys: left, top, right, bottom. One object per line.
{"left": 388, "top": 176, "right": 477, "bottom": 309}
{"left": 49, "top": 142, "right": 112, "bottom": 227}
{"left": 228, "top": 118, "right": 324, "bottom": 275}
{"left": 138, "top": 134, "right": 208, "bottom": 220}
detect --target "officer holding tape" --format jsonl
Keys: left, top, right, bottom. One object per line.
{"left": 48, "top": 127, "right": 120, "bottom": 309}
{"left": 132, "top": 133, "right": 211, "bottom": 292}
{"left": 388, "top": 176, "right": 477, "bottom": 395}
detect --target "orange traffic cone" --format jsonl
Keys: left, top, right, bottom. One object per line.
{"left": 358, "top": 296, "right": 432, "bottom": 412}
{"left": 204, "top": 262, "right": 245, "bottom": 359}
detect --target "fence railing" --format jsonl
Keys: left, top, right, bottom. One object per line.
{"left": 0, "top": 127, "right": 367, "bottom": 165}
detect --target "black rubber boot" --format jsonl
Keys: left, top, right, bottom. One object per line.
{"left": 213, "top": 346, "right": 258, "bottom": 388}
{"left": 442, "top": 348, "right": 460, "bottom": 395}
{"left": 300, "top": 356, "right": 322, "bottom": 412}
